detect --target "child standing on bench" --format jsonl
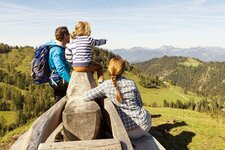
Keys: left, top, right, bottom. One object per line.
{"left": 66, "top": 21, "right": 107, "bottom": 83}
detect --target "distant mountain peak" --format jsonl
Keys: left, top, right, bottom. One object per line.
{"left": 159, "top": 45, "right": 175, "bottom": 50}
{"left": 113, "top": 46, "right": 225, "bottom": 63}
{"left": 129, "top": 47, "right": 151, "bottom": 51}
{"left": 189, "top": 46, "right": 206, "bottom": 50}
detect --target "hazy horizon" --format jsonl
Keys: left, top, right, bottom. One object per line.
{"left": 1, "top": 0, "right": 225, "bottom": 49}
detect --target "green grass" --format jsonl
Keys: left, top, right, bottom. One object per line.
{"left": 0, "top": 119, "right": 34, "bottom": 143}
{"left": 0, "top": 119, "right": 34, "bottom": 150}
{"left": 0, "top": 82, "right": 28, "bottom": 96}
{"left": 124, "top": 72, "right": 203, "bottom": 106}
{"left": 15, "top": 51, "right": 33, "bottom": 74}
{"left": 146, "top": 107, "right": 225, "bottom": 150}
{"left": 0, "top": 48, "right": 33, "bottom": 76}
{"left": 178, "top": 58, "right": 202, "bottom": 67}
{"left": 0, "top": 111, "right": 17, "bottom": 125}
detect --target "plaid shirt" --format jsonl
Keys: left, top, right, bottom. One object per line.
{"left": 82, "top": 76, "right": 150, "bottom": 130}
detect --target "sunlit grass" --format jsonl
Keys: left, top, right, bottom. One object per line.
{"left": 0, "top": 119, "right": 34, "bottom": 143}
{"left": 125, "top": 72, "right": 203, "bottom": 106}
{"left": 178, "top": 58, "right": 202, "bottom": 67}
{"left": 0, "top": 111, "right": 17, "bottom": 125}
{"left": 146, "top": 107, "right": 225, "bottom": 150}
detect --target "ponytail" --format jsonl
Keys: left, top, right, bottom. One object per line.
{"left": 108, "top": 56, "right": 125, "bottom": 103}
{"left": 111, "top": 75, "right": 122, "bottom": 103}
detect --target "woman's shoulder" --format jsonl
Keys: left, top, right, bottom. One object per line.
{"left": 102, "top": 79, "right": 112, "bottom": 85}
{"left": 120, "top": 76, "right": 136, "bottom": 86}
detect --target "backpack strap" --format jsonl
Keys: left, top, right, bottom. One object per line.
{"left": 48, "top": 44, "right": 64, "bottom": 72}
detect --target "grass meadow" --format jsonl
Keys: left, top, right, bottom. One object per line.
{"left": 0, "top": 111, "right": 17, "bottom": 126}
{"left": 125, "top": 72, "right": 203, "bottom": 106}
{"left": 147, "top": 107, "right": 225, "bottom": 150}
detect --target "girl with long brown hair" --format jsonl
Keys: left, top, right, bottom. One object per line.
{"left": 82, "top": 56, "right": 151, "bottom": 139}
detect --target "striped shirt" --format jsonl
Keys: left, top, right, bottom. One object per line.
{"left": 82, "top": 76, "right": 150, "bottom": 130}
{"left": 65, "top": 36, "right": 106, "bottom": 66}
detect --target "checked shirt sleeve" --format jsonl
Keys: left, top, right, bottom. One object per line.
{"left": 134, "top": 83, "right": 143, "bottom": 107}
{"left": 82, "top": 82, "right": 107, "bottom": 101}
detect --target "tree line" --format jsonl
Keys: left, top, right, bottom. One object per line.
{"left": 0, "top": 43, "right": 22, "bottom": 53}
{"left": 145, "top": 98, "right": 225, "bottom": 117}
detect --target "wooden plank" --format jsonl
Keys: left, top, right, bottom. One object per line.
{"left": 9, "top": 131, "right": 28, "bottom": 150}
{"left": 10, "top": 97, "right": 67, "bottom": 150}
{"left": 131, "top": 133, "right": 165, "bottom": 150}
{"left": 45, "top": 123, "right": 63, "bottom": 143}
{"left": 38, "top": 139, "right": 121, "bottom": 150}
{"left": 101, "top": 98, "right": 133, "bottom": 150}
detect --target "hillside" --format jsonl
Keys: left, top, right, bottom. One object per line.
{"left": 125, "top": 72, "right": 203, "bottom": 106}
{"left": 135, "top": 56, "right": 225, "bottom": 100}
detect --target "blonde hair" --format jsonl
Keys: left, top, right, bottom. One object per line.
{"left": 71, "top": 21, "right": 91, "bottom": 39}
{"left": 108, "top": 56, "right": 125, "bottom": 103}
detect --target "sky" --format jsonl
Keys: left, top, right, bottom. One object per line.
{"left": 1, "top": 0, "right": 225, "bottom": 50}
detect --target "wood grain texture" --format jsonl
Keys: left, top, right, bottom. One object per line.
{"left": 63, "top": 72, "right": 101, "bottom": 141}
{"left": 10, "top": 97, "right": 67, "bottom": 150}
{"left": 38, "top": 139, "right": 121, "bottom": 150}
{"left": 100, "top": 98, "right": 134, "bottom": 150}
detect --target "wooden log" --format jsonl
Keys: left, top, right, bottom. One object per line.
{"left": 10, "top": 97, "right": 67, "bottom": 150}
{"left": 66, "top": 71, "right": 96, "bottom": 101}
{"left": 62, "top": 71, "right": 101, "bottom": 141}
{"left": 9, "top": 131, "right": 28, "bottom": 150}
{"left": 100, "top": 98, "right": 133, "bottom": 150}
{"left": 38, "top": 139, "right": 121, "bottom": 150}
{"left": 63, "top": 101, "right": 101, "bottom": 140}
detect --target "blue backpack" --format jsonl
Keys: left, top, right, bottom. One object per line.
{"left": 31, "top": 45, "right": 57, "bottom": 84}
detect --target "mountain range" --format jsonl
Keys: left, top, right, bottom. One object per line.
{"left": 112, "top": 46, "right": 225, "bottom": 63}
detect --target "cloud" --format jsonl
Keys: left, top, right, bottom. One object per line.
{"left": 1, "top": 0, "right": 225, "bottom": 48}
{"left": 193, "top": 0, "right": 206, "bottom": 6}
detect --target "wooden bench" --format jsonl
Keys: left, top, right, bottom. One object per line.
{"left": 10, "top": 71, "right": 165, "bottom": 150}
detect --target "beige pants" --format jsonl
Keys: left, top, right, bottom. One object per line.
{"left": 127, "top": 114, "right": 151, "bottom": 139}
